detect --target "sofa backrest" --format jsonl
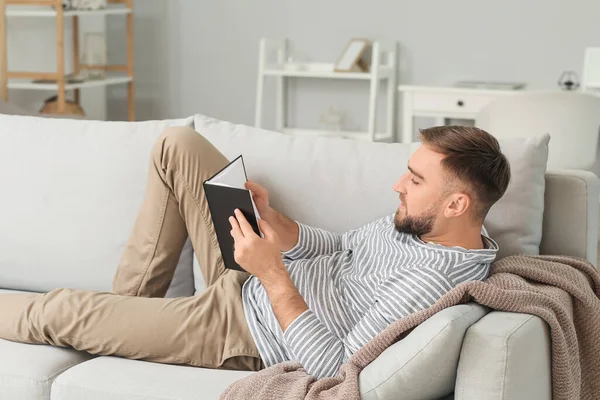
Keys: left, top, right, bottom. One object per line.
{"left": 2, "top": 113, "right": 591, "bottom": 295}
{"left": 0, "top": 114, "right": 196, "bottom": 295}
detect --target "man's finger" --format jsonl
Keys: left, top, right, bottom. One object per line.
{"left": 235, "top": 209, "right": 256, "bottom": 237}
{"left": 258, "top": 219, "right": 276, "bottom": 240}
{"left": 229, "top": 216, "right": 244, "bottom": 240}
{"left": 245, "top": 180, "right": 264, "bottom": 194}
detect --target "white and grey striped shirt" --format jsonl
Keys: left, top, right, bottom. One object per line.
{"left": 241, "top": 213, "right": 498, "bottom": 378}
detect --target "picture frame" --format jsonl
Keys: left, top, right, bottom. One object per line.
{"left": 334, "top": 38, "right": 371, "bottom": 73}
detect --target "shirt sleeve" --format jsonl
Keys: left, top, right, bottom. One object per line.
{"left": 281, "top": 214, "right": 392, "bottom": 261}
{"left": 283, "top": 266, "right": 454, "bottom": 378}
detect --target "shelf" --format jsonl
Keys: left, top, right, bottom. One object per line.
{"left": 5, "top": 5, "right": 132, "bottom": 17}
{"left": 256, "top": 38, "right": 397, "bottom": 142}
{"left": 263, "top": 66, "right": 392, "bottom": 80}
{"left": 282, "top": 127, "right": 394, "bottom": 142}
{"left": 7, "top": 75, "right": 132, "bottom": 90}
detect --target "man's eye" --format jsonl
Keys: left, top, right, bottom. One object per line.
{"left": 411, "top": 178, "right": 420, "bottom": 185}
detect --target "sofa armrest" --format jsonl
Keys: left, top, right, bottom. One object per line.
{"left": 454, "top": 311, "right": 552, "bottom": 400}
{"left": 540, "top": 170, "right": 599, "bottom": 266}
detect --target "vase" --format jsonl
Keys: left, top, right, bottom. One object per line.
{"left": 81, "top": 33, "right": 107, "bottom": 80}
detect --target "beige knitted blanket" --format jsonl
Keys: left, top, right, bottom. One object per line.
{"left": 220, "top": 255, "right": 600, "bottom": 400}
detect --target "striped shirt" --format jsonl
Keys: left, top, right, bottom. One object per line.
{"left": 241, "top": 213, "right": 498, "bottom": 378}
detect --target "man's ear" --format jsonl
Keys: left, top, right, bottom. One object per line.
{"left": 444, "top": 193, "right": 470, "bottom": 218}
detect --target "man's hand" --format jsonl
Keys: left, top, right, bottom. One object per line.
{"left": 245, "top": 180, "right": 299, "bottom": 252}
{"left": 245, "top": 180, "right": 273, "bottom": 219}
{"left": 230, "top": 208, "right": 309, "bottom": 332}
{"left": 229, "top": 209, "right": 285, "bottom": 282}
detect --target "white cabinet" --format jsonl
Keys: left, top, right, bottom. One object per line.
{"left": 398, "top": 85, "right": 521, "bottom": 143}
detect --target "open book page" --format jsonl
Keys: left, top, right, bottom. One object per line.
{"left": 205, "top": 155, "right": 263, "bottom": 235}
{"left": 207, "top": 156, "right": 247, "bottom": 189}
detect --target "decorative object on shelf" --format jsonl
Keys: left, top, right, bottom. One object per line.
{"left": 81, "top": 32, "right": 107, "bottom": 80}
{"left": 70, "top": 0, "right": 107, "bottom": 10}
{"left": 454, "top": 81, "right": 526, "bottom": 90}
{"left": 319, "top": 106, "right": 345, "bottom": 132}
{"left": 334, "top": 38, "right": 370, "bottom": 73}
{"left": 283, "top": 60, "right": 334, "bottom": 73}
{"left": 39, "top": 95, "right": 86, "bottom": 116}
{"left": 558, "top": 71, "right": 580, "bottom": 91}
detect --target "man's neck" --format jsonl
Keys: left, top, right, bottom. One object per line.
{"left": 420, "top": 226, "right": 485, "bottom": 250}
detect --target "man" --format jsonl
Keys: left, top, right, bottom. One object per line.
{"left": 0, "top": 125, "right": 510, "bottom": 379}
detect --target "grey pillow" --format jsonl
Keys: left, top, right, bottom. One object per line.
{"left": 358, "top": 303, "right": 489, "bottom": 400}
{"left": 483, "top": 133, "right": 550, "bottom": 259}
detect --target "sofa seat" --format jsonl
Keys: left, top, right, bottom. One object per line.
{"left": 0, "top": 289, "right": 94, "bottom": 400}
{"left": 51, "top": 356, "right": 254, "bottom": 400}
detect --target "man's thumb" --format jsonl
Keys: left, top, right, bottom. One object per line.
{"left": 259, "top": 219, "right": 275, "bottom": 238}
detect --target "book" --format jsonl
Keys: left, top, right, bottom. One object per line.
{"left": 454, "top": 80, "right": 526, "bottom": 90}
{"left": 203, "top": 155, "right": 262, "bottom": 272}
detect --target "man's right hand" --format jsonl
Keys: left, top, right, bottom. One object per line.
{"left": 245, "top": 179, "right": 299, "bottom": 252}
{"left": 245, "top": 180, "right": 272, "bottom": 218}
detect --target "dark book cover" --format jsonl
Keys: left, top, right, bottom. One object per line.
{"left": 203, "top": 157, "right": 261, "bottom": 272}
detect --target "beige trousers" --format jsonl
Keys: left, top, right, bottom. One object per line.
{"left": 0, "top": 127, "right": 262, "bottom": 371}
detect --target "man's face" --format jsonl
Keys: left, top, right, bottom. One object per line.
{"left": 393, "top": 145, "right": 449, "bottom": 236}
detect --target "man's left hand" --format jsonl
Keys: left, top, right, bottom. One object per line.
{"left": 229, "top": 209, "right": 286, "bottom": 282}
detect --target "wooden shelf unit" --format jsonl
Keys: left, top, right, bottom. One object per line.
{"left": 0, "top": 0, "right": 135, "bottom": 120}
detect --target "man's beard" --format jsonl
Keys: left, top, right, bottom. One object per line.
{"left": 394, "top": 205, "right": 436, "bottom": 237}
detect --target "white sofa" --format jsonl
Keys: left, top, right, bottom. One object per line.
{"left": 0, "top": 113, "right": 597, "bottom": 400}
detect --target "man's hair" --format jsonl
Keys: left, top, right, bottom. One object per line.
{"left": 419, "top": 125, "right": 511, "bottom": 219}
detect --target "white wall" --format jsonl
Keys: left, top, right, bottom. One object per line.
{"left": 110, "top": 0, "right": 600, "bottom": 133}
{"left": 8, "top": 15, "right": 106, "bottom": 120}
{"left": 106, "top": 0, "right": 178, "bottom": 121}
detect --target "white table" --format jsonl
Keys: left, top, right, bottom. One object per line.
{"left": 398, "top": 85, "right": 522, "bottom": 143}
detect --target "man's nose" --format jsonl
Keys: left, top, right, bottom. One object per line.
{"left": 393, "top": 173, "right": 408, "bottom": 193}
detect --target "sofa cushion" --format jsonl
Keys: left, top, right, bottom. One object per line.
{"left": 482, "top": 133, "right": 549, "bottom": 259}
{"left": 359, "top": 303, "right": 488, "bottom": 400}
{"left": 193, "top": 115, "right": 548, "bottom": 289}
{"left": 0, "top": 114, "right": 195, "bottom": 297}
{"left": 0, "top": 289, "right": 93, "bottom": 400}
{"left": 51, "top": 356, "right": 254, "bottom": 400}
